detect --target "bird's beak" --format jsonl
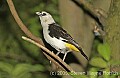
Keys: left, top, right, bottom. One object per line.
{"left": 36, "top": 12, "right": 42, "bottom": 16}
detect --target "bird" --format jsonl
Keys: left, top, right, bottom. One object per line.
{"left": 36, "top": 11, "right": 88, "bottom": 61}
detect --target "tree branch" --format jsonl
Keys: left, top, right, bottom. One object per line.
{"left": 7, "top": 0, "right": 43, "bottom": 45}
{"left": 22, "top": 36, "right": 74, "bottom": 72}
{"left": 72, "top": 0, "right": 107, "bottom": 29}
{"left": 6, "top": 0, "right": 74, "bottom": 72}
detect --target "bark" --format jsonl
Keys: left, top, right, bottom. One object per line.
{"left": 106, "top": 0, "right": 120, "bottom": 71}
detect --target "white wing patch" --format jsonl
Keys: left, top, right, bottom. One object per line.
{"left": 59, "top": 37, "right": 67, "bottom": 41}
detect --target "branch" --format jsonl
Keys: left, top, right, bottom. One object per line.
{"left": 72, "top": 0, "right": 107, "bottom": 28}
{"left": 7, "top": 0, "right": 43, "bottom": 45}
{"left": 22, "top": 36, "right": 74, "bottom": 72}
{"left": 6, "top": 0, "right": 74, "bottom": 72}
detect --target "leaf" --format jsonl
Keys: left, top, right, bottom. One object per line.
{"left": 89, "top": 57, "right": 107, "bottom": 68}
{"left": 103, "top": 68, "right": 111, "bottom": 78}
{"left": 0, "top": 62, "right": 13, "bottom": 74}
{"left": 17, "top": 73, "right": 32, "bottom": 78}
{"left": 12, "top": 64, "right": 32, "bottom": 77}
{"left": 68, "top": 71, "right": 88, "bottom": 78}
{"left": 12, "top": 64, "right": 45, "bottom": 78}
{"left": 98, "top": 43, "right": 111, "bottom": 61}
{"left": 89, "top": 67, "right": 99, "bottom": 78}
{"left": 29, "top": 64, "right": 45, "bottom": 72}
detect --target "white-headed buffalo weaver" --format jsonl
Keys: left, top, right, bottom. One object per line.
{"left": 36, "top": 11, "right": 88, "bottom": 61}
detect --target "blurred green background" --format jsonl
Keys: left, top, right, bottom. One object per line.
{"left": 0, "top": 0, "right": 119, "bottom": 78}
{"left": 0, "top": 0, "right": 60, "bottom": 78}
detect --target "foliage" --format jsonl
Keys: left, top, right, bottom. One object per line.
{"left": 89, "top": 57, "right": 107, "bottom": 68}
{"left": 98, "top": 43, "right": 111, "bottom": 61}
{"left": 0, "top": 0, "right": 59, "bottom": 78}
{"left": 88, "top": 42, "right": 119, "bottom": 78}
{"left": 0, "top": 62, "right": 45, "bottom": 78}
{"left": 0, "top": 0, "right": 119, "bottom": 78}
{"left": 69, "top": 41, "right": 118, "bottom": 78}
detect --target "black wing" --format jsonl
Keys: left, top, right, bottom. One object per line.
{"left": 48, "top": 23, "right": 77, "bottom": 45}
{"left": 48, "top": 23, "right": 88, "bottom": 60}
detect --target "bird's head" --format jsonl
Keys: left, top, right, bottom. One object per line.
{"left": 36, "top": 11, "right": 55, "bottom": 25}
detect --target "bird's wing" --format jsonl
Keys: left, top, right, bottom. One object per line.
{"left": 48, "top": 23, "right": 78, "bottom": 46}
{"left": 48, "top": 23, "right": 88, "bottom": 60}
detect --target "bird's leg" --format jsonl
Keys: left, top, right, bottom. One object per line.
{"left": 62, "top": 50, "right": 71, "bottom": 61}
{"left": 56, "top": 51, "right": 61, "bottom": 56}
{"left": 62, "top": 52, "right": 68, "bottom": 61}
{"left": 50, "top": 51, "right": 61, "bottom": 64}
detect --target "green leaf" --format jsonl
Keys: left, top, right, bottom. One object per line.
{"left": 98, "top": 43, "right": 111, "bottom": 61}
{"left": 102, "top": 68, "right": 111, "bottom": 78}
{"left": 29, "top": 64, "right": 45, "bottom": 72}
{"left": 89, "top": 67, "right": 99, "bottom": 78}
{"left": 12, "top": 64, "right": 32, "bottom": 77}
{"left": 68, "top": 71, "right": 88, "bottom": 78}
{"left": 12, "top": 64, "right": 45, "bottom": 78}
{"left": 89, "top": 57, "right": 107, "bottom": 68}
{"left": 17, "top": 73, "right": 32, "bottom": 78}
{"left": 0, "top": 62, "right": 13, "bottom": 74}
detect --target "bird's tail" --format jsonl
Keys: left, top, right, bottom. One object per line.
{"left": 77, "top": 47, "right": 89, "bottom": 61}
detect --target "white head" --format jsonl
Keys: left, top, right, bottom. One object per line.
{"left": 36, "top": 11, "right": 55, "bottom": 27}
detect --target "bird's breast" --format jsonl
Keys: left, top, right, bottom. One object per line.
{"left": 43, "top": 29, "right": 66, "bottom": 50}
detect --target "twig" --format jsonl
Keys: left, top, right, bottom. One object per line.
{"left": 22, "top": 36, "right": 74, "bottom": 72}
{"left": 6, "top": 0, "right": 74, "bottom": 72}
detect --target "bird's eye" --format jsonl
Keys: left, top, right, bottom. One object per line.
{"left": 42, "top": 13, "right": 46, "bottom": 16}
